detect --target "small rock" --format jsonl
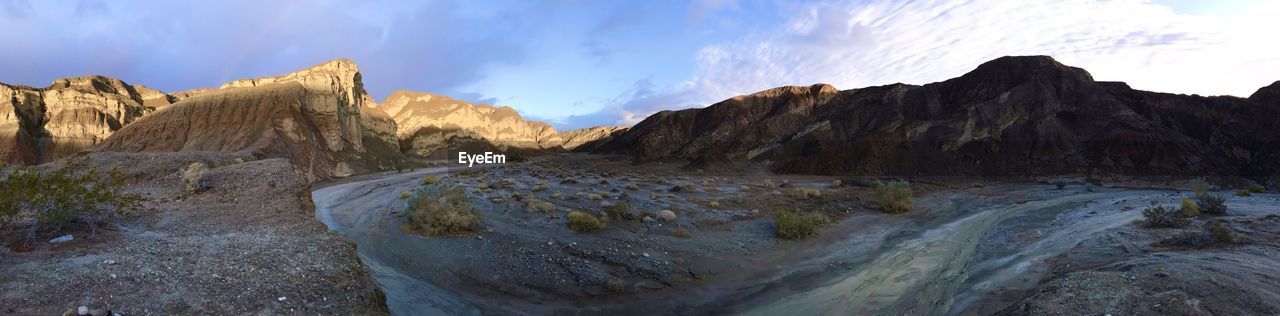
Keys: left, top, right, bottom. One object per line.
{"left": 657, "top": 210, "right": 677, "bottom": 221}
{"left": 51, "top": 235, "right": 74, "bottom": 244}
{"left": 476, "top": 236, "right": 484, "bottom": 240}
{"left": 642, "top": 216, "right": 656, "bottom": 223}
{"left": 103, "top": 260, "right": 117, "bottom": 265}
{"left": 642, "top": 253, "right": 650, "bottom": 258}
{"left": 277, "top": 296, "right": 287, "bottom": 301}
{"left": 62, "top": 308, "right": 76, "bottom": 316}
{"left": 78, "top": 306, "right": 89, "bottom": 315}
{"left": 90, "top": 309, "right": 108, "bottom": 316}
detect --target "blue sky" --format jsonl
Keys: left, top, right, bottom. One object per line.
{"left": 2, "top": 0, "right": 1278, "bottom": 130}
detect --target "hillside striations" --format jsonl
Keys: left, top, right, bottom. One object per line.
{"left": 383, "top": 90, "right": 571, "bottom": 158}
{"left": 0, "top": 76, "right": 183, "bottom": 164}
{"left": 93, "top": 59, "right": 401, "bottom": 179}
{"left": 594, "top": 56, "right": 1280, "bottom": 183}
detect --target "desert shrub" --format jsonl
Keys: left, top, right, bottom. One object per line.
{"left": 1206, "top": 221, "right": 1234, "bottom": 243}
{"left": 0, "top": 166, "right": 140, "bottom": 235}
{"left": 422, "top": 175, "right": 439, "bottom": 185}
{"left": 603, "top": 200, "right": 635, "bottom": 220}
{"left": 1189, "top": 178, "right": 1210, "bottom": 196}
{"left": 831, "top": 179, "right": 842, "bottom": 188}
{"left": 790, "top": 187, "right": 822, "bottom": 200}
{"left": 1196, "top": 193, "right": 1227, "bottom": 215}
{"left": 1235, "top": 189, "right": 1251, "bottom": 197}
{"left": 669, "top": 184, "right": 695, "bottom": 193}
{"left": 1162, "top": 221, "right": 1234, "bottom": 248}
{"left": 1246, "top": 184, "right": 1265, "bottom": 194}
{"left": 773, "top": 209, "right": 827, "bottom": 240}
{"left": 1142, "top": 203, "right": 1188, "bottom": 228}
{"left": 405, "top": 184, "right": 480, "bottom": 236}
{"left": 871, "top": 181, "right": 913, "bottom": 214}
{"left": 183, "top": 162, "right": 206, "bottom": 193}
{"left": 673, "top": 229, "right": 691, "bottom": 238}
{"left": 1179, "top": 197, "right": 1199, "bottom": 218}
{"left": 525, "top": 198, "right": 556, "bottom": 214}
{"left": 232, "top": 157, "right": 245, "bottom": 164}
{"left": 763, "top": 179, "right": 776, "bottom": 189}
{"left": 607, "top": 279, "right": 627, "bottom": 294}
{"left": 398, "top": 191, "right": 411, "bottom": 199}
{"left": 567, "top": 211, "right": 605, "bottom": 232}
{"left": 1054, "top": 179, "right": 1067, "bottom": 190}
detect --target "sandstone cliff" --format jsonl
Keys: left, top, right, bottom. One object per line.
{"left": 594, "top": 56, "right": 1280, "bottom": 183}
{"left": 382, "top": 90, "right": 567, "bottom": 157}
{"left": 1, "top": 76, "right": 180, "bottom": 164}
{"left": 94, "top": 59, "right": 402, "bottom": 178}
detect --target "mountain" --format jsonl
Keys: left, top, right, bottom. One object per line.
{"left": 93, "top": 59, "right": 401, "bottom": 179}
{"left": 593, "top": 56, "right": 1280, "bottom": 183}
{"left": 0, "top": 76, "right": 188, "bottom": 164}
{"left": 558, "top": 125, "right": 629, "bottom": 150}
{"left": 381, "top": 90, "right": 620, "bottom": 158}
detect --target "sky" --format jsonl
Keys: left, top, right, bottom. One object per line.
{"left": 1, "top": 0, "right": 1277, "bottom": 130}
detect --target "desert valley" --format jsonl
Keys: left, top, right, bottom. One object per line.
{"left": 3, "top": 55, "right": 1280, "bottom": 315}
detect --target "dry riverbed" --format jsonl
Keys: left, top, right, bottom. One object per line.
{"left": 315, "top": 154, "right": 1280, "bottom": 315}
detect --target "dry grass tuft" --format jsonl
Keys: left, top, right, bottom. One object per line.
{"left": 871, "top": 180, "right": 913, "bottom": 214}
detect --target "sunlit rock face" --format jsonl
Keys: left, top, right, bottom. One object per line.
{"left": 0, "top": 76, "right": 179, "bottom": 164}
{"left": 595, "top": 56, "right": 1280, "bottom": 183}
{"left": 382, "top": 90, "right": 562, "bottom": 157}
{"left": 94, "top": 59, "right": 402, "bottom": 179}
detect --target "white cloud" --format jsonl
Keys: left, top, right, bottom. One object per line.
{"left": 605, "top": 0, "right": 1280, "bottom": 127}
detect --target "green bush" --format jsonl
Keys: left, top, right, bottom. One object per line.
{"left": 1179, "top": 197, "right": 1199, "bottom": 218}
{"left": 405, "top": 184, "right": 480, "bottom": 236}
{"left": 773, "top": 209, "right": 827, "bottom": 240}
{"left": 871, "top": 180, "right": 913, "bottom": 214}
{"left": 1142, "top": 203, "right": 1189, "bottom": 228}
{"left": 0, "top": 165, "right": 140, "bottom": 233}
{"left": 1196, "top": 193, "right": 1227, "bottom": 215}
{"left": 568, "top": 211, "right": 605, "bottom": 233}
{"left": 1246, "top": 184, "right": 1265, "bottom": 194}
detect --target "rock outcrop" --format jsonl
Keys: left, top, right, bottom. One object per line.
{"left": 1, "top": 76, "right": 181, "bottom": 164}
{"left": 382, "top": 90, "right": 565, "bottom": 158}
{"left": 594, "top": 56, "right": 1280, "bottom": 183}
{"left": 558, "top": 125, "right": 629, "bottom": 150}
{"left": 94, "top": 59, "right": 402, "bottom": 179}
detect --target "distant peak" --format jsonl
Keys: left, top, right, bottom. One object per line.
{"left": 1249, "top": 80, "right": 1280, "bottom": 103}
{"left": 964, "top": 55, "right": 1093, "bottom": 81}
{"left": 737, "top": 83, "right": 840, "bottom": 100}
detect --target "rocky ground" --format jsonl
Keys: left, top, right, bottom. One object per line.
{"left": 0, "top": 152, "right": 386, "bottom": 315}
{"left": 316, "top": 154, "right": 1280, "bottom": 315}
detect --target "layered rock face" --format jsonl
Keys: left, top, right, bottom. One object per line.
{"left": 94, "top": 59, "right": 401, "bottom": 178}
{"left": 1, "top": 76, "right": 179, "bottom": 164}
{"left": 382, "top": 90, "right": 566, "bottom": 157}
{"left": 594, "top": 56, "right": 1280, "bottom": 182}
{"left": 559, "top": 125, "right": 629, "bottom": 150}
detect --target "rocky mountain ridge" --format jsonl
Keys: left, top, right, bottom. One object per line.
{"left": 593, "top": 56, "right": 1280, "bottom": 184}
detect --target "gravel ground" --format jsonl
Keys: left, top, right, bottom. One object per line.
{"left": 0, "top": 152, "right": 386, "bottom": 315}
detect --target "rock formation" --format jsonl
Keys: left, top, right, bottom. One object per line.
{"left": 1, "top": 76, "right": 180, "bottom": 164}
{"left": 93, "top": 59, "right": 402, "bottom": 179}
{"left": 382, "top": 90, "right": 559, "bottom": 157}
{"left": 594, "top": 56, "right": 1280, "bottom": 183}
{"left": 558, "top": 125, "right": 628, "bottom": 150}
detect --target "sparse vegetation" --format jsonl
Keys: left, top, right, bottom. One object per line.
{"left": 1235, "top": 189, "right": 1251, "bottom": 197}
{"left": 1054, "top": 178, "right": 1067, "bottom": 190}
{"left": 604, "top": 200, "right": 635, "bottom": 220}
{"left": 1246, "top": 184, "right": 1265, "bottom": 194}
{"left": 1196, "top": 193, "right": 1227, "bottom": 215}
{"left": 773, "top": 209, "right": 827, "bottom": 240}
{"left": 763, "top": 179, "right": 776, "bottom": 189}
{"left": 568, "top": 211, "right": 605, "bottom": 232}
{"left": 525, "top": 198, "right": 556, "bottom": 214}
{"left": 1141, "top": 203, "right": 1189, "bottom": 228}
{"left": 0, "top": 165, "right": 140, "bottom": 238}
{"left": 1189, "top": 178, "right": 1210, "bottom": 196}
{"left": 790, "top": 187, "right": 822, "bottom": 200}
{"left": 1179, "top": 197, "right": 1199, "bottom": 218}
{"left": 405, "top": 184, "right": 481, "bottom": 236}
{"left": 422, "top": 175, "right": 439, "bottom": 185}
{"left": 607, "top": 279, "right": 627, "bottom": 294}
{"left": 673, "top": 229, "right": 691, "bottom": 238}
{"left": 399, "top": 191, "right": 412, "bottom": 199}
{"left": 1161, "top": 221, "right": 1234, "bottom": 248}
{"left": 183, "top": 162, "right": 206, "bottom": 193}
{"left": 871, "top": 180, "right": 913, "bottom": 214}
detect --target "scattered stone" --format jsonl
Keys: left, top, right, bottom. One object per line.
{"left": 50, "top": 235, "right": 74, "bottom": 244}
{"left": 103, "top": 260, "right": 117, "bottom": 265}
{"left": 658, "top": 210, "right": 677, "bottom": 221}
{"left": 78, "top": 306, "right": 89, "bottom": 315}
{"left": 642, "top": 216, "right": 656, "bottom": 223}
